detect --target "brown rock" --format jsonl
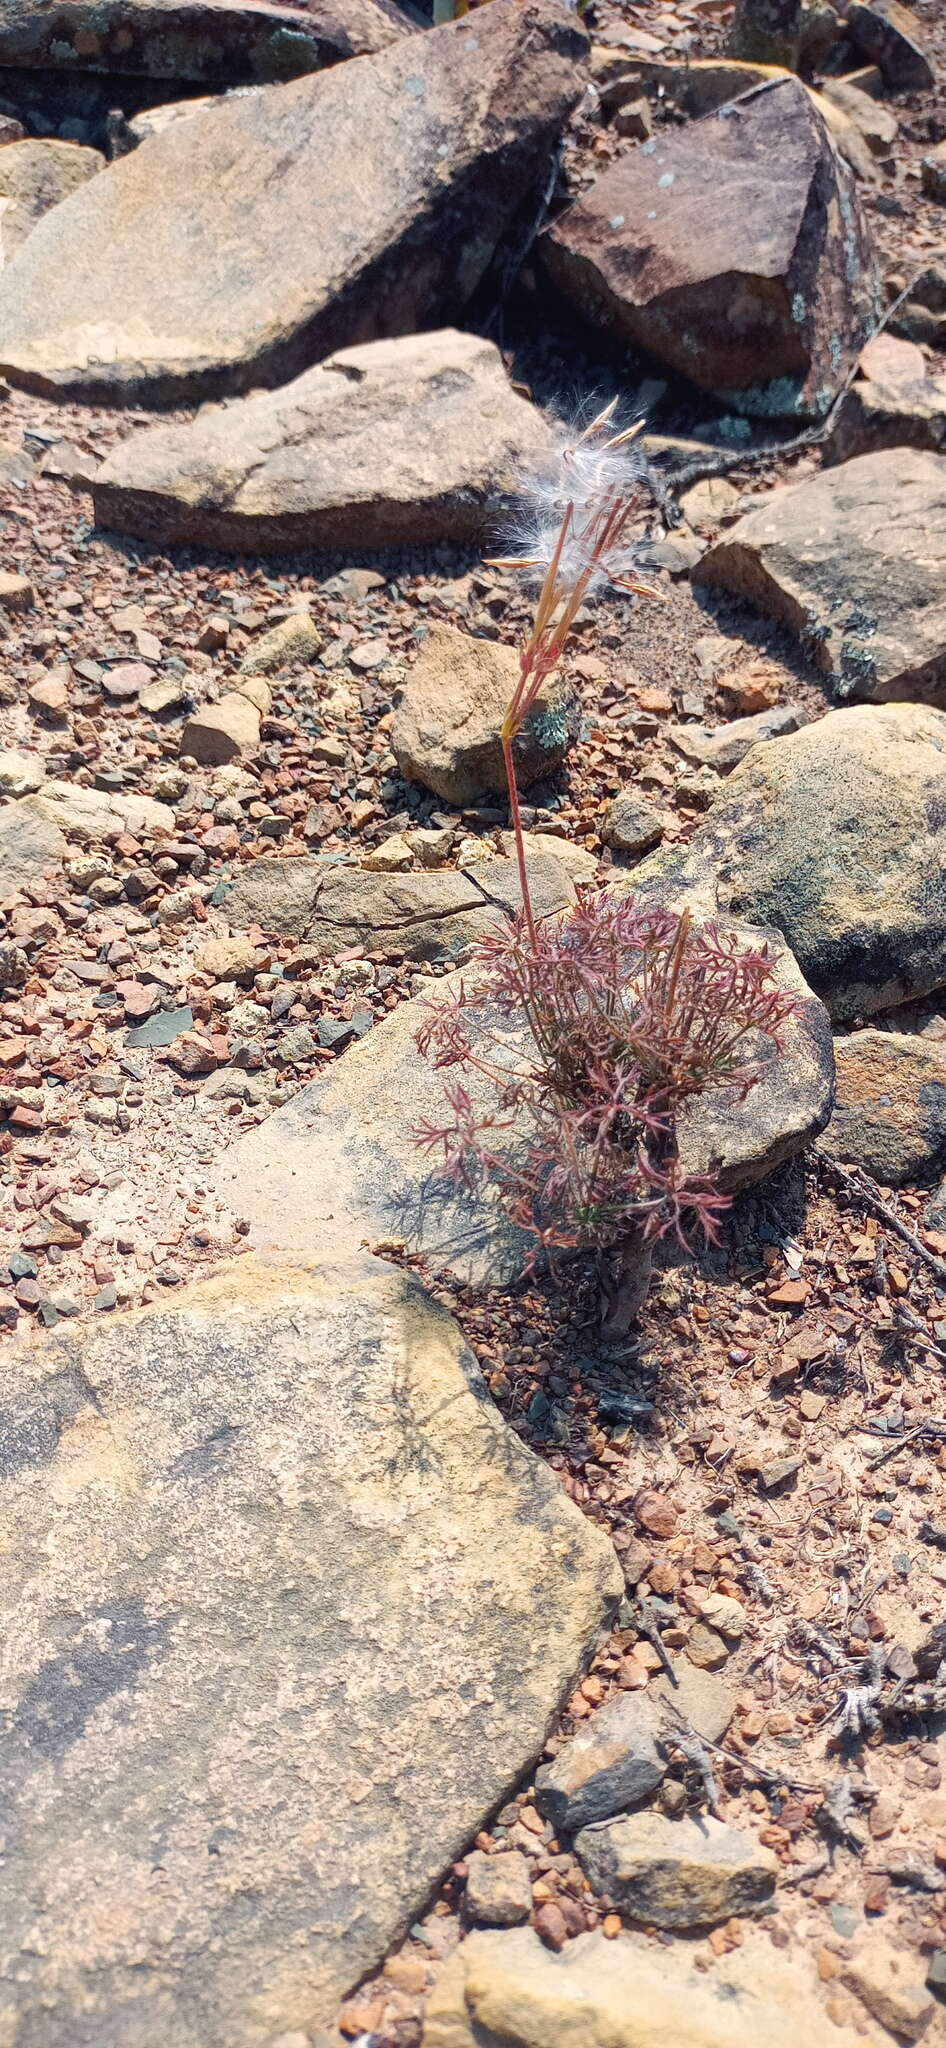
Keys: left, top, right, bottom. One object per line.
{"left": 392, "top": 622, "right": 578, "bottom": 805}
{"left": 842, "top": 1943, "right": 936, "bottom": 2041}
{"left": 600, "top": 791, "right": 664, "bottom": 856}
{"left": 92, "top": 330, "right": 553, "bottom": 553}
{"left": 820, "top": 1029, "right": 946, "bottom": 1185}
{"left": 0, "top": 571, "right": 34, "bottom": 611}
{"left": 180, "top": 692, "right": 260, "bottom": 765}
{"left": 0, "top": 2, "right": 586, "bottom": 403}
{"left": 463, "top": 1851, "right": 532, "bottom": 1928}
{"left": 542, "top": 78, "right": 880, "bottom": 419}
{"left": 0, "top": 141, "right": 102, "bottom": 267}
{"left": 669, "top": 706, "right": 801, "bottom": 772}
{"left": 686, "top": 1623, "right": 730, "bottom": 1670}
{"left": 575, "top": 1812, "right": 778, "bottom": 1929}
{"left": 826, "top": 333, "right": 946, "bottom": 462}
{"left": 633, "top": 1489, "right": 676, "bottom": 1539}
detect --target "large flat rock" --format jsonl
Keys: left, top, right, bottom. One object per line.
{"left": 0, "top": 0, "right": 407, "bottom": 83}
{"left": 0, "top": 1254, "right": 620, "bottom": 2043}
{"left": 694, "top": 448, "right": 946, "bottom": 703}
{"left": 214, "top": 889, "right": 833, "bottom": 1287}
{"left": 542, "top": 77, "right": 880, "bottom": 419}
{"left": 91, "top": 330, "right": 553, "bottom": 552}
{"left": 0, "top": 0, "right": 586, "bottom": 403}
{"left": 0, "top": 141, "right": 103, "bottom": 269}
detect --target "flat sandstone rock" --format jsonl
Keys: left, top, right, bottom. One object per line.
{"left": 0, "top": 1255, "right": 620, "bottom": 2042}
{"left": 91, "top": 331, "right": 553, "bottom": 552}
{"left": 693, "top": 448, "right": 946, "bottom": 703}
{"left": 0, "top": 0, "right": 586, "bottom": 403}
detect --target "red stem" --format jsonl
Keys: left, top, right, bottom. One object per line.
{"left": 502, "top": 729, "right": 538, "bottom": 954}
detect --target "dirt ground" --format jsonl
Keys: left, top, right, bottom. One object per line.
{"left": 2, "top": 0, "right": 946, "bottom": 2039}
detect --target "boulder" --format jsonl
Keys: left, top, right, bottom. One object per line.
{"left": 819, "top": 1029, "right": 946, "bottom": 1184}
{"left": 574, "top": 1811, "right": 778, "bottom": 1928}
{"left": 821, "top": 77, "right": 898, "bottom": 169}
{"left": 423, "top": 1927, "right": 867, "bottom": 2048}
{"left": 726, "top": 0, "right": 803, "bottom": 66}
{"left": 215, "top": 846, "right": 578, "bottom": 960}
{"left": 0, "top": 1254, "right": 620, "bottom": 2040}
{"left": 923, "top": 144, "right": 946, "bottom": 203}
{"left": 640, "top": 704, "right": 946, "bottom": 1023}
{"left": 0, "top": 0, "right": 408, "bottom": 84}
{"left": 0, "top": 140, "right": 103, "bottom": 266}
{"left": 845, "top": 0, "right": 935, "bottom": 90}
{"left": 392, "top": 620, "right": 577, "bottom": 805}
{"left": 0, "top": 2, "right": 586, "bottom": 404}
{"left": 826, "top": 332, "right": 946, "bottom": 461}
{"left": 542, "top": 78, "right": 880, "bottom": 419}
{"left": 593, "top": 52, "right": 785, "bottom": 117}
{"left": 0, "top": 748, "right": 45, "bottom": 798}
{"left": 91, "top": 331, "right": 553, "bottom": 553}
{"left": 694, "top": 448, "right": 946, "bottom": 703}
{"left": 213, "top": 879, "right": 833, "bottom": 1289}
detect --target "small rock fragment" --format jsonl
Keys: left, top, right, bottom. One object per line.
{"left": 575, "top": 1812, "right": 778, "bottom": 1929}
{"left": 463, "top": 1851, "right": 532, "bottom": 1928}
{"left": 180, "top": 693, "right": 260, "bottom": 765}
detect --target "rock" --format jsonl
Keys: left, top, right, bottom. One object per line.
{"left": 196, "top": 932, "right": 264, "bottom": 981}
{"left": 686, "top": 1622, "right": 731, "bottom": 1670}
{"left": 139, "top": 674, "right": 188, "bottom": 716}
{"left": 819, "top": 1029, "right": 946, "bottom": 1184}
{"left": 891, "top": 259, "right": 946, "bottom": 351}
{"left": 216, "top": 847, "right": 577, "bottom": 961}
{"left": 240, "top": 612, "right": 321, "bottom": 673}
{"left": 649, "top": 1660, "right": 735, "bottom": 1746}
{"left": 727, "top": 0, "right": 803, "bottom": 65}
{"left": 614, "top": 97, "right": 653, "bottom": 142}
{"left": 0, "top": 140, "right": 103, "bottom": 266}
{"left": 0, "top": 570, "right": 34, "bottom": 609}
{"left": 0, "top": 2, "right": 586, "bottom": 403}
{"left": 180, "top": 692, "right": 260, "bottom": 765}
{"left": 928, "top": 1950, "right": 946, "bottom": 2002}
{"left": 922, "top": 144, "right": 946, "bottom": 204}
{"left": 593, "top": 51, "right": 782, "bottom": 118}
{"left": 360, "top": 835, "right": 415, "bottom": 874}
{"left": 214, "top": 879, "right": 832, "bottom": 1289}
{"left": 463, "top": 1851, "right": 533, "bottom": 1928}
{"left": 392, "top": 623, "right": 578, "bottom": 805}
{"left": 106, "top": 96, "right": 221, "bottom": 155}
{"left": 601, "top": 791, "right": 664, "bottom": 856}
{"left": 0, "top": 116, "right": 25, "bottom": 144}
{"left": 0, "top": 748, "right": 45, "bottom": 798}
{"left": 542, "top": 78, "right": 880, "bottom": 419}
{"left": 0, "top": 0, "right": 407, "bottom": 84}
{"left": 669, "top": 706, "right": 801, "bottom": 772}
{"left": 641, "top": 703, "right": 946, "bottom": 1023}
{"left": 694, "top": 449, "right": 946, "bottom": 703}
{"left": 845, "top": 0, "right": 935, "bottom": 90}
{"left": 826, "top": 332, "right": 946, "bottom": 461}
{"left": 842, "top": 1943, "right": 936, "bottom": 2041}
{"left": 0, "top": 797, "right": 66, "bottom": 891}
{"left": 0, "top": 1254, "right": 619, "bottom": 2038}
{"left": 535, "top": 1691, "right": 666, "bottom": 1831}
{"left": 91, "top": 330, "right": 553, "bottom": 553}
{"left": 26, "top": 672, "right": 69, "bottom": 718}
{"left": 821, "top": 77, "right": 898, "bottom": 168}
{"left": 422, "top": 1926, "right": 867, "bottom": 2048}
{"left": 576, "top": 1812, "right": 777, "bottom": 1929}
{"left": 23, "top": 779, "right": 174, "bottom": 842}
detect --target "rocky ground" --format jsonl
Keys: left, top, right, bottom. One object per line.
{"left": 3, "top": 0, "right": 946, "bottom": 2043}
